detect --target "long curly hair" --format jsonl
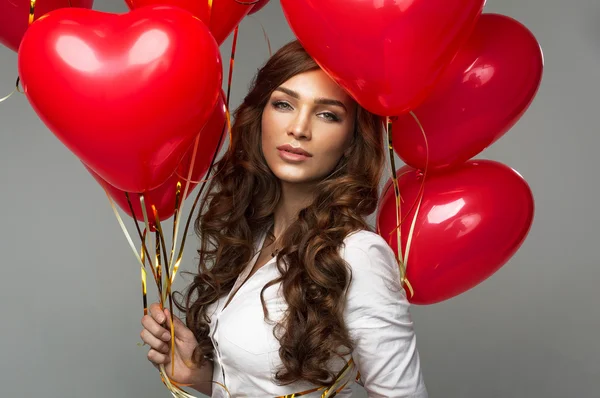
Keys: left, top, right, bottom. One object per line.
{"left": 174, "top": 40, "right": 385, "bottom": 387}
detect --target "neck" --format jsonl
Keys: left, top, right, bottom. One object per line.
{"left": 273, "top": 181, "right": 316, "bottom": 238}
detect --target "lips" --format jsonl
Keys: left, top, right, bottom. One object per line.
{"left": 276, "top": 144, "right": 312, "bottom": 157}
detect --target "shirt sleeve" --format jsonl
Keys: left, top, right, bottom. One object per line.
{"left": 342, "top": 232, "right": 429, "bottom": 398}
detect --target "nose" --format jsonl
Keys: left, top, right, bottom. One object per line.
{"left": 287, "top": 110, "right": 311, "bottom": 140}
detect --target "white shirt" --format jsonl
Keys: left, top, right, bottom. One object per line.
{"left": 206, "top": 229, "right": 429, "bottom": 398}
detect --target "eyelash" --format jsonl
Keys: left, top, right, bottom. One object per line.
{"left": 271, "top": 100, "right": 341, "bottom": 122}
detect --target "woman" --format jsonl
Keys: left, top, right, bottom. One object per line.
{"left": 140, "top": 40, "right": 428, "bottom": 398}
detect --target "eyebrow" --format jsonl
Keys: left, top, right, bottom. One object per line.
{"left": 274, "top": 86, "right": 347, "bottom": 111}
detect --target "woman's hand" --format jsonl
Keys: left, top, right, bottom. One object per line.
{"left": 141, "top": 303, "right": 212, "bottom": 393}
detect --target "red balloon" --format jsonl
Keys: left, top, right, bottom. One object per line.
{"left": 248, "top": 0, "right": 269, "bottom": 15}
{"left": 18, "top": 6, "right": 223, "bottom": 193}
{"left": 125, "top": 0, "right": 253, "bottom": 45}
{"left": 281, "top": 0, "right": 485, "bottom": 116}
{"left": 393, "top": 14, "right": 544, "bottom": 171}
{"left": 88, "top": 93, "right": 227, "bottom": 225}
{"left": 376, "top": 160, "right": 534, "bottom": 305}
{"left": 0, "top": 0, "right": 94, "bottom": 52}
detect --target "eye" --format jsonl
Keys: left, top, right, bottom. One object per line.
{"left": 319, "top": 111, "right": 341, "bottom": 122}
{"left": 272, "top": 100, "right": 293, "bottom": 111}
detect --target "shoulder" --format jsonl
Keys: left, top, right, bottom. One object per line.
{"left": 339, "top": 229, "right": 405, "bottom": 300}
{"left": 341, "top": 229, "right": 395, "bottom": 259}
{"left": 341, "top": 230, "right": 399, "bottom": 275}
{"left": 337, "top": 234, "right": 426, "bottom": 396}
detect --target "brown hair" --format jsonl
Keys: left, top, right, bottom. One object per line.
{"left": 174, "top": 40, "right": 385, "bottom": 386}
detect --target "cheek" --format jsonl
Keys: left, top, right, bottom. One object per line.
{"left": 260, "top": 115, "right": 272, "bottom": 152}
{"left": 317, "top": 126, "right": 352, "bottom": 158}
{"left": 260, "top": 113, "right": 281, "bottom": 172}
{"left": 261, "top": 111, "right": 279, "bottom": 147}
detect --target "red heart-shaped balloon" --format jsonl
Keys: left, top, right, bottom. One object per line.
{"left": 377, "top": 160, "right": 534, "bottom": 305}
{"left": 281, "top": 0, "right": 485, "bottom": 116}
{"left": 88, "top": 92, "right": 227, "bottom": 226}
{"left": 393, "top": 14, "right": 544, "bottom": 170}
{"left": 18, "top": 6, "right": 223, "bottom": 193}
{"left": 0, "top": 0, "right": 94, "bottom": 52}
{"left": 125, "top": 0, "right": 253, "bottom": 45}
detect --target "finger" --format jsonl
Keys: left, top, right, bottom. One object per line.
{"left": 149, "top": 303, "right": 166, "bottom": 324}
{"left": 164, "top": 308, "right": 193, "bottom": 340}
{"left": 141, "top": 314, "right": 172, "bottom": 341}
{"left": 147, "top": 348, "right": 171, "bottom": 365}
{"left": 140, "top": 329, "right": 171, "bottom": 354}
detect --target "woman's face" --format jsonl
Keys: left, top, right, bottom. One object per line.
{"left": 261, "top": 69, "right": 357, "bottom": 186}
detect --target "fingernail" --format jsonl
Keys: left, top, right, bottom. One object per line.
{"left": 162, "top": 332, "right": 171, "bottom": 341}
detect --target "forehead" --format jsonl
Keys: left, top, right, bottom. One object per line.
{"left": 278, "top": 69, "right": 354, "bottom": 103}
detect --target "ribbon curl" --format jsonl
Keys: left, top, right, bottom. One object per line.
{"left": 0, "top": 77, "right": 23, "bottom": 103}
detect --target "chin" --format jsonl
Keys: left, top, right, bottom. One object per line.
{"left": 267, "top": 160, "right": 331, "bottom": 185}
{"left": 270, "top": 167, "right": 316, "bottom": 185}
{"left": 273, "top": 173, "right": 313, "bottom": 185}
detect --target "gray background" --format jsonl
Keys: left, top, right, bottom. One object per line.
{"left": 0, "top": 0, "right": 598, "bottom": 397}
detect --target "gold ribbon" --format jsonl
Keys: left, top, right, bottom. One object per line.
{"left": 140, "top": 229, "right": 148, "bottom": 316}
{"left": 246, "top": 8, "right": 273, "bottom": 58}
{"left": 124, "top": 194, "right": 162, "bottom": 299}
{"left": 0, "top": 77, "right": 23, "bottom": 103}
{"left": 254, "top": 16, "right": 273, "bottom": 57}
{"left": 383, "top": 112, "right": 430, "bottom": 299}
{"left": 385, "top": 117, "right": 414, "bottom": 298}
{"left": 28, "top": 0, "right": 36, "bottom": 25}
{"left": 403, "top": 112, "right": 429, "bottom": 269}
{"left": 276, "top": 358, "right": 357, "bottom": 398}
{"left": 225, "top": 24, "right": 239, "bottom": 142}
